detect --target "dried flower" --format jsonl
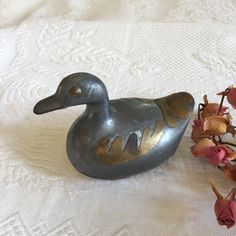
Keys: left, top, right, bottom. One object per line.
{"left": 205, "top": 145, "right": 233, "bottom": 165}
{"left": 192, "top": 141, "right": 236, "bottom": 165}
{"left": 191, "top": 119, "right": 208, "bottom": 143}
{"left": 191, "top": 138, "right": 215, "bottom": 157}
{"left": 203, "top": 116, "right": 229, "bottom": 135}
{"left": 211, "top": 182, "right": 236, "bottom": 229}
{"left": 202, "top": 103, "right": 228, "bottom": 118}
{"left": 227, "top": 88, "right": 236, "bottom": 109}
{"left": 205, "top": 146, "right": 227, "bottom": 165}
{"left": 192, "top": 87, "right": 236, "bottom": 228}
{"left": 202, "top": 95, "right": 228, "bottom": 117}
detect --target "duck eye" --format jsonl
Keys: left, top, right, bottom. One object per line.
{"left": 69, "top": 87, "right": 82, "bottom": 97}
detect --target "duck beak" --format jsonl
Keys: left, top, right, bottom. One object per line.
{"left": 33, "top": 95, "right": 64, "bottom": 114}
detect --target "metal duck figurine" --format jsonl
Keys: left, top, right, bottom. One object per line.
{"left": 34, "top": 73, "right": 194, "bottom": 179}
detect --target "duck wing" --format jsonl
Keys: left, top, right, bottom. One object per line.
{"left": 96, "top": 94, "right": 194, "bottom": 165}
{"left": 97, "top": 119, "right": 165, "bottom": 165}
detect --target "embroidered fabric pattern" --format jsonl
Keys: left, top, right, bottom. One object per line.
{"left": 1, "top": 0, "right": 236, "bottom": 235}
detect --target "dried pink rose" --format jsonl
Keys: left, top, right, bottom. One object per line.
{"left": 191, "top": 138, "right": 215, "bottom": 157}
{"left": 215, "top": 200, "right": 236, "bottom": 228}
{"left": 205, "top": 146, "right": 227, "bottom": 165}
{"left": 205, "top": 145, "right": 233, "bottom": 165}
{"left": 202, "top": 95, "right": 228, "bottom": 118}
{"left": 192, "top": 140, "right": 236, "bottom": 165}
{"left": 203, "top": 116, "right": 229, "bottom": 135}
{"left": 227, "top": 88, "right": 236, "bottom": 109}
{"left": 191, "top": 119, "right": 208, "bottom": 143}
{"left": 211, "top": 182, "right": 236, "bottom": 228}
{"left": 202, "top": 103, "right": 228, "bottom": 118}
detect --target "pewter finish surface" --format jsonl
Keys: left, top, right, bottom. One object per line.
{"left": 34, "top": 73, "right": 194, "bottom": 179}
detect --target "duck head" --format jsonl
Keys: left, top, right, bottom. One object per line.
{"left": 34, "top": 73, "right": 109, "bottom": 114}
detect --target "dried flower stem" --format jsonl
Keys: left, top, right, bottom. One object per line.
{"left": 215, "top": 134, "right": 236, "bottom": 147}
{"left": 219, "top": 141, "right": 236, "bottom": 148}
{"left": 218, "top": 88, "right": 230, "bottom": 115}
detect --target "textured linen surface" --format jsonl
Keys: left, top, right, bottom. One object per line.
{"left": 1, "top": 0, "right": 236, "bottom": 235}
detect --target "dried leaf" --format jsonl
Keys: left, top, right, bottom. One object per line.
{"left": 227, "top": 125, "right": 236, "bottom": 137}
{"left": 224, "top": 164, "right": 236, "bottom": 182}
{"left": 210, "top": 180, "right": 223, "bottom": 199}
{"left": 226, "top": 188, "right": 236, "bottom": 200}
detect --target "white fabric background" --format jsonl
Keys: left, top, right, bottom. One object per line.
{"left": 1, "top": 0, "right": 236, "bottom": 235}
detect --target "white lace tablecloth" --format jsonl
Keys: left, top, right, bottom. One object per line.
{"left": 1, "top": 0, "right": 236, "bottom": 235}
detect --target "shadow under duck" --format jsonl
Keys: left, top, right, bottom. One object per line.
{"left": 34, "top": 73, "right": 194, "bottom": 179}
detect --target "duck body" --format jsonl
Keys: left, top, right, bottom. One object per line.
{"left": 34, "top": 73, "right": 194, "bottom": 179}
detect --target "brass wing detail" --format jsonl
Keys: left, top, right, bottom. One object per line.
{"left": 96, "top": 121, "right": 164, "bottom": 165}
{"left": 154, "top": 93, "right": 192, "bottom": 128}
